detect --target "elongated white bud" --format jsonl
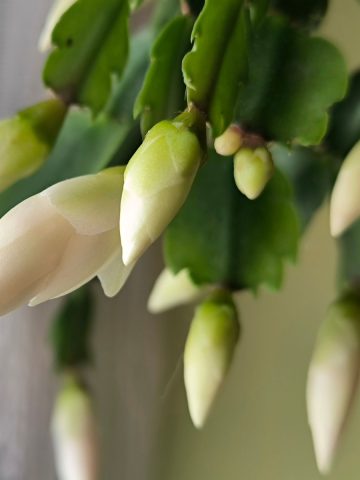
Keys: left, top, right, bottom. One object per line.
{"left": 120, "top": 109, "right": 206, "bottom": 265}
{"left": 0, "top": 167, "right": 133, "bottom": 315}
{"left": 214, "top": 125, "right": 243, "bottom": 157}
{"left": 0, "top": 99, "right": 66, "bottom": 192}
{"left": 233, "top": 147, "right": 274, "bottom": 200}
{"left": 184, "top": 290, "right": 240, "bottom": 429}
{"left": 330, "top": 141, "right": 360, "bottom": 237}
{"left": 307, "top": 293, "right": 360, "bottom": 474}
{"left": 39, "top": 0, "right": 77, "bottom": 52}
{"left": 147, "top": 268, "right": 209, "bottom": 314}
{"left": 52, "top": 376, "right": 98, "bottom": 480}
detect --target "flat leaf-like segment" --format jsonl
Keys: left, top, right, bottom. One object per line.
{"left": 0, "top": 109, "right": 128, "bottom": 217}
{"left": 272, "top": 143, "right": 334, "bottom": 230}
{"left": 43, "top": 0, "right": 129, "bottom": 113}
{"left": 134, "top": 16, "right": 193, "bottom": 136}
{"left": 326, "top": 71, "right": 360, "bottom": 157}
{"left": 183, "top": 0, "right": 248, "bottom": 133}
{"left": 164, "top": 151, "right": 300, "bottom": 291}
{"left": 338, "top": 218, "right": 360, "bottom": 288}
{"left": 236, "top": 16, "right": 347, "bottom": 146}
{"left": 51, "top": 286, "right": 94, "bottom": 369}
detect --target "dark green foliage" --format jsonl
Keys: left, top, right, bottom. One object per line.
{"left": 235, "top": 16, "right": 347, "bottom": 145}
{"left": 51, "top": 286, "right": 94, "bottom": 370}
{"left": 44, "top": 0, "right": 129, "bottom": 112}
{"left": 164, "top": 151, "right": 300, "bottom": 291}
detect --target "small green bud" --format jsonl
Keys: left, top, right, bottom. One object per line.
{"left": 52, "top": 375, "right": 98, "bottom": 480}
{"left": 184, "top": 289, "right": 240, "bottom": 429}
{"left": 147, "top": 268, "right": 210, "bottom": 314}
{"left": 120, "top": 108, "right": 206, "bottom": 265}
{"left": 307, "top": 293, "right": 360, "bottom": 474}
{"left": 233, "top": 146, "right": 274, "bottom": 200}
{"left": 330, "top": 140, "right": 360, "bottom": 237}
{"left": 214, "top": 125, "right": 243, "bottom": 157}
{"left": 0, "top": 99, "right": 66, "bottom": 192}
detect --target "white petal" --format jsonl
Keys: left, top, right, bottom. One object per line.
{"left": 29, "top": 228, "right": 120, "bottom": 306}
{"left": 97, "top": 249, "right": 135, "bottom": 298}
{"left": 39, "top": 0, "right": 77, "bottom": 52}
{"left": 43, "top": 168, "right": 124, "bottom": 236}
{"left": 148, "top": 268, "right": 208, "bottom": 314}
{"left": 0, "top": 196, "right": 72, "bottom": 314}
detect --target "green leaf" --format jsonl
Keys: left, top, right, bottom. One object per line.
{"left": 183, "top": 0, "right": 249, "bottom": 134}
{"left": 0, "top": 109, "right": 128, "bottom": 217}
{"left": 326, "top": 71, "right": 360, "bottom": 157}
{"left": 134, "top": 15, "right": 193, "bottom": 135}
{"left": 271, "top": 143, "right": 334, "bottom": 229}
{"left": 51, "top": 286, "right": 94, "bottom": 370}
{"left": 235, "top": 16, "right": 348, "bottom": 146}
{"left": 164, "top": 150, "right": 300, "bottom": 291}
{"left": 43, "top": 0, "right": 129, "bottom": 113}
{"left": 338, "top": 218, "right": 360, "bottom": 289}
{"left": 271, "top": 0, "right": 328, "bottom": 28}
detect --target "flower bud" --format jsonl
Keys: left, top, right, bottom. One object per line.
{"left": 147, "top": 268, "right": 209, "bottom": 314}
{"left": 233, "top": 147, "right": 274, "bottom": 200}
{"left": 306, "top": 293, "right": 360, "bottom": 474}
{"left": 0, "top": 99, "right": 66, "bottom": 192}
{"left": 330, "top": 140, "right": 360, "bottom": 237}
{"left": 0, "top": 167, "right": 133, "bottom": 315}
{"left": 120, "top": 108, "right": 206, "bottom": 265}
{"left": 184, "top": 289, "right": 240, "bottom": 428}
{"left": 52, "top": 376, "right": 98, "bottom": 480}
{"left": 214, "top": 125, "right": 243, "bottom": 157}
{"left": 39, "top": 0, "right": 77, "bottom": 52}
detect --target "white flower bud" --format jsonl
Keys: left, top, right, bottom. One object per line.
{"left": 307, "top": 294, "right": 360, "bottom": 474}
{"left": 233, "top": 146, "right": 274, "bottom": 200}
{"left": 39, "top": 0, "right": 77, "bottom": 52}
{"left": 52, "top": 376, "right": 98, "bottom": 480}
{"left": 214, "top": 125, "right": 243, "bottom": 157}
{"left": 147, "top": 268, "right": 209, "bottom": 314}
{"left": 0, "top": 167, "right": 133, "bottom": 315}
{"left": 330, "top": 141, "right": 360, "bottom": 237}
{"left": 120, "top": 109, "right": 206, "bottom": 265}
{"left": 184, "top": 290, "right": 240, "bottom": 429}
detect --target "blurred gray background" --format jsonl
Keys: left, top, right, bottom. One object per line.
{"left": 0, "top": 1, "right": 360, "bottom": 479}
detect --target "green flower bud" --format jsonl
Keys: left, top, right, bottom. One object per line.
{"left": 214, "top": 125, "right": 243, "bottom": 157}
{"left": 52, "top": 375, "right": 98, "bottom": 480}
{"left": 184, "top": 289, "right": 240, "bottom": 429}
{"left": 120, "top": 108, "right": 206, "bottom": 265}
{"left": 0, "top": 99, "right": 66, "bottom": 192}
{"left": 307, "top": 293, "right": 360, "bottom": 474}
{"left": 147, "top": 268, "right": 210, "bottom": 314}
{"left": 330, "top": 140, "right": 360, "bottom": 237}
{"left": 233, "top": 146, "right": 274, "bottom": 200}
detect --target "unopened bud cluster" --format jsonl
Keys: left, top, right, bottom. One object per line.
{"left": 214, "top": 125, "right": 274, "bottom": 199}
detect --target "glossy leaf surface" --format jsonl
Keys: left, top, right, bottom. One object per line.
{"left": 235, "top": 16, "right": 347, "bottom": 146}
{"left": 44, "top": 0, "right": 129, "bottom": 112}
{"left": 164, "top": 150, "right": 300, "bottom": 291}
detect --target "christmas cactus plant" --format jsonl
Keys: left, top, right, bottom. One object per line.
{"left": 2, "top": 0, "right": 360, "bottom": 477}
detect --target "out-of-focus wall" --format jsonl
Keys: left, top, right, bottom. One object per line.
{"left": 153, "top": 2, "right": 360, "bottom": 479}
